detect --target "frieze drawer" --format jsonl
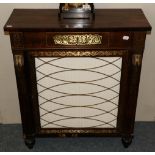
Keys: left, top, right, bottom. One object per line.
{"left": 11, "top": 32, "right": 132, "bottom": 50}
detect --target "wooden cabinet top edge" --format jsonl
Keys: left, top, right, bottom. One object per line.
{"left": 4, "top": 9, "right": 152, "bottom": 32}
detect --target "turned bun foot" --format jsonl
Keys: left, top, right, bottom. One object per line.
{"left": 121, "top": 135, "right": 133, "bottom": 148}
{"left": 24, "top": 137, "right": 35, "bottom": 149}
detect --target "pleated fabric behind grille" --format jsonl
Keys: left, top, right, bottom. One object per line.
{"left": 35, "top": 57, "right": 122, "bottom": 128}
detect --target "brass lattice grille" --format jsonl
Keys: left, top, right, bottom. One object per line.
{"left": 35, "top": 56, "right": 122, "bottom": 128}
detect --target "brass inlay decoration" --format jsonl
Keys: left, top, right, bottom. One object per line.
{"left": 31, "top": 50, "right": 125, "bottom": 57}
{"left": 53, "top": 34, "right": 102, "bottom": 45}
{"left": 41, "top": 129, "right": 117, "bottom": 134}
{"left": 14, "top": 55, "right": 24, "bottom": 68}
{"left": 132, "top": 54, "right": 142, "bottom": 66}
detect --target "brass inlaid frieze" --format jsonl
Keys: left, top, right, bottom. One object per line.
{"left": 53, "top": 34, "right": 102, "bottom": 45}
{"left": 41, "top": 129, "right": 117, "bottom": 134}
{"left": 31, "top": 50, "right": 126, "bottom": 57}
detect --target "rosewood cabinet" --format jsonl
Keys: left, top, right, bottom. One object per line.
{"left": 4, "top": 9, "right": 151, "bottom": 149}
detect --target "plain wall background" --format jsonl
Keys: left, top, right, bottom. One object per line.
{"left": 0, "top": 3, "right": 155, "bottom": 124}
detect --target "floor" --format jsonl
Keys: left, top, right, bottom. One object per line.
{"left": 0, "top": 122, "right": 155, "bottom": 152}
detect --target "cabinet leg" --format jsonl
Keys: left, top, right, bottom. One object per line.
{"left": 24, "top": 135, "right": 35, "bottom": 149}
{"left": 121, "top": 135, "right": 133, "bottom": 148}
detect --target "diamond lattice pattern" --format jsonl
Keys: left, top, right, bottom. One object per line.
{"left": 35, "top": 57, "right": 122, "bottom": 128}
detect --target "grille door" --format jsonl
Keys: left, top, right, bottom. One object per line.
{"left": 34, "top": 56, "right": 123, "bottom": 128}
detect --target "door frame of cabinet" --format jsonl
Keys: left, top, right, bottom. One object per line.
{"left": 21, "top": 49, "right": 130, "bottom": 137}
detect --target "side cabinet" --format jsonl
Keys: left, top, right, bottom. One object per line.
{"left": 4, "top": 9, "right": 151, "bottom": 149}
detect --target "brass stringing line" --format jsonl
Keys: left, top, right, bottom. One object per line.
{"left": 38, "top": 87, "right": 118, "bottom": 118}
{"left": 38, "top": 82, "right": 120, "bottom": 95}
{"left": 36, "top": 57, "right": 121, "bottom": 70}
{"left": 39, "top": 94, "right": 118, "bottom": 119}
{"left": 41, "top": 121, "right": 116, "bottom": 128}
{"left": 39, "top": 94, "right": 119, "bottom": 110}
{"left": 38, "top": 57, "right": 121, "bottom": 70}
{"left": 88, "top": 119, "right": 117, "bottom": 128}
{"left": 38, "top": 90, "right": 119, "bottom": 107}
{"left": 40, "top": 105, "right": 118, "bottom": 118}
{"left": 41, "top": 117, "right": 117, "bottom": 128}
{"left": 41, "top": 118, "right": 116, "bottom": 128}
{"left": 40, "top": 110, "right": 117, "bottom": 123}
{"left": 36, "top": 57, "right": 64, "bottom": 69}
{"left": 37, "top": 69, "right": 121, "bottom": 84}
{"left": 93, "top": 57, "right": 121, "bottom": 69}
{"left": 41, "top": 118, "right": 73, "bottom": 128}
{"left": 40, "top": 106, "right": 117, "bottom": 128}
{"left": 39, "top": 93, "right": 119, "bottom": 107}
{"left": 41, "top": 117, "right": 116, "bottom": 128}
{"left": 38, "top": 82, "right": 119, "bottom": 93}
{"left": 41, "top": 116, "right": 116, "bottom": 128}
{"left": 37, "top": 69, "right": 121, "bottom": 83}
{"left": 40, "top": 108, "right": 118, "bottom": 127}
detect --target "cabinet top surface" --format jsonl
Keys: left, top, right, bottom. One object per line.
{"left": 4, "top": 9, "right": 151, "bottom": 32}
